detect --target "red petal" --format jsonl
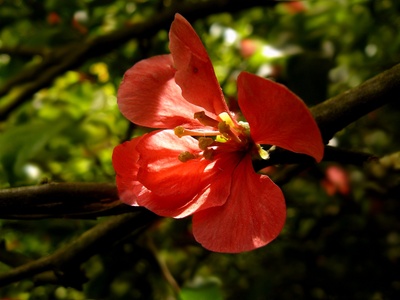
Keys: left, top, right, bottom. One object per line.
{"left": 169, "top": 14, "right": 229, "bottom": 115}
{"left": 135, "top": 130, "right": 238, "bottom": 218}
{"left": 237, "top": 72, "right": 324, "bottom": 162}
{"left": 192, "top": 155, "right": 286, "bottom": 253}
{"left": 118, "top": 54, "right": 206, "bottom": 128}
{"left": 112, "top": 137, "right": 144, "bottom": 206}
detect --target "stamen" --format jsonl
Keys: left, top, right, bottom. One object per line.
{"left": 198, "top": 137, "right": 214, "bottom": 150}
{"left": 203, "top": 148, "right": 214, "bottom": 160}
{"left": 238, "top": 121, "right": 250, "bottom": 136}
{"left": 257, "top": 145, "right": 275, "bottom": 160}
{"left": 178, "top": 151, "right": 197, "bottom": 162}
{"left": 258, "top": 146, "right": 270, "bottom": 160}
{"left": 174, "top": 126, "right": 220, "bottom": 138}
{"left": 174, "top": 126, "right": 186, "bottom": 138}
{"left": 194, "top": 111, "right": 219, "bottom": 127}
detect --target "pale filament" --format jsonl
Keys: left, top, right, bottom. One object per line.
{"left": 174, "top": 126, "right": 220, "bottom": 138}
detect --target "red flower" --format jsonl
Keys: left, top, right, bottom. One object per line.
{"left": 112, "top": 14, "right": 324, "bottom": 253}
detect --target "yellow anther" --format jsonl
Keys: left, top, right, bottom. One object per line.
{"left": 198, "top": 137, "right": 214, "bottom": 150}
{"left": 215, "top": 135, "right": 228, "bottom": 143}
{"left": 238, "top": 121, "right": 251, "bottom": 136}
{"left": 218, "top": 112, "right": 235, "bottom": 127}
{"left": 194, "top": 111, "right": 219, "bottom": 127}
{"left": 257, "top": 145, "right": 275, "bottom": 160}
{"left": 178, "top": 151, "right": 196, "bottom": 162}
{"left": 258, "top": 145, "right": 270, "bottom": 160}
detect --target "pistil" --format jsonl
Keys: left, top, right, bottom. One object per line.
{"left": 218, "top": 121, "right": 242, "bottom": 144}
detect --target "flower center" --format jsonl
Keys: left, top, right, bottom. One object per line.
{"left": 174, "top": 111, "right": 250, "bottom": 162}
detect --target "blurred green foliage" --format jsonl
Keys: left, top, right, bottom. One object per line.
{"left": 0, "top": 0, "right": 400, "bottom": 299}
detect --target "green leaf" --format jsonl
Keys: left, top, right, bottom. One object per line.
{"left": 179, "top": 277, "right": 223, "bottom": 300}
{"left": 0, "top": 118, "right": 73, "bottom": 185}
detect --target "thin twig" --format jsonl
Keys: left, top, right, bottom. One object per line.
{"left": 146, "top": 237, "right": 181, "bottom": 295}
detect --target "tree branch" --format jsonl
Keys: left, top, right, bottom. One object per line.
{"left": 254, "top": 145, "right": 377, "bottom": 171}
{"left": 0, "top": 45, "right": 47, "bottom": 58}
{"left": 0, "top": 210, "right": 160, "bottom": 288}
{"left": 0, "top": 182, "right": 133, "bottom": 219}
{"left": 0, "top": 148, "right": 377, "bottom": 219}
{"left": 312, "top": 62, "right": 400, "bottom": 143}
